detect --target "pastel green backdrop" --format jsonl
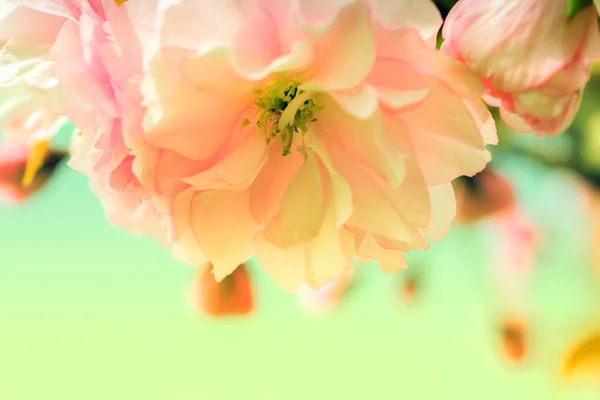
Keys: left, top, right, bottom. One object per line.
{"left": 1, "top": 138, "right": 600, "bottom": 399}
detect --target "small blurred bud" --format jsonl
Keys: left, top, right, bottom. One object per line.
{"left": 190, "top": 263, "right": 254, "bottom": 318}
{"left": 399, "top": 273, "right": 419, "bottom": 303}
{"left": 500, "top": 318, "right": 527, "bottom": 364}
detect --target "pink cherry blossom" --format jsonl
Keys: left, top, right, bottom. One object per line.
{"left": 443, "top": 0, "right": 600, "bottom": 136}
{"left": 1, "top": 0, "right": 497, "bottom": 291}
{"left": 136, "top": 0, "right": 496, "bottom": 290}
{"left": 1, "top": 0, "right": 174, "bottom": 245}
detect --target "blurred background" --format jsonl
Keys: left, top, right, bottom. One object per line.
{"left": 3, "top": 5, "right": 600, "bottom": 400}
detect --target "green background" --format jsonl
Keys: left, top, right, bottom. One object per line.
{"left": 1, "top": 141, "right": 600, "bottom": 399}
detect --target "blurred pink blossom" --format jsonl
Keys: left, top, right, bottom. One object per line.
{"left": 455, "top": 169, "right": 540, "bottom": 312}
{"left": 491, "top": 207, "right": 540, "bottom": 305}
{"left": 0, "top": 0, "right": 174, "bottom": 245}
{"left": 443, "top": 0, "right": 600, "bottom": 135}
{"left": 297, "top": 272, "right": 353, "bottom": 315}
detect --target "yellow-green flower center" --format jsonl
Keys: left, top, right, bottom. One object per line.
{"left": 247, "top": 80, "right": 321, "bottom": 156}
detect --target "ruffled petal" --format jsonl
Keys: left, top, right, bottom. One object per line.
{"left": 263, "top": 150, "right": 324, "bottom": 248}
{"left": 368, "top": 0, "right": 442, "bottom": 46}
{"left": 303, "top": 1, "right": 375, "bottom": 91}
{"left": 254, "top": 230, "right": 308, "bottom": 292}
{"left": 188, "top": 189, "right": 259, "bottom": 280}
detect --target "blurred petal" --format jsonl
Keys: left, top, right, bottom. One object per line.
{"left": 21, "top": 138, "right": 50, "bottom": 187}
{"left": 563, "top": 330, "right": 600, "bottom": 378}
{"left": 296, "top": 272, "right": 353, "bottom": 315}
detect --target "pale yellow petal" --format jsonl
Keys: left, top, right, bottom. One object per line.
{"left": 189, "top": 189, "right": 259, "bottom": 281}
{"left": 263, "top": 151, "right": 324, "bottom": 248}
{"left": 305, "top": 1, "right": 375, "bottom": 91}
{"left": 254, "top": 231, "right": 308, "bottom": 292}
{"left": 421, "top": 184, "right": 456, "bottom": 242}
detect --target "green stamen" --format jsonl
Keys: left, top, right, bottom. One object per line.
{"left": 250, "top": 80, "right": 321, "bottom": 156}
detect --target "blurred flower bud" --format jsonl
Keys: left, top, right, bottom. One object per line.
{"left": 500, "top": 317, "right": 527, "bottom": 364}
{"left": 190, "top": 263, "right": 254, "bottom": 318}
{"left": 399, "top": 271, "right": 419, "bottom": 303}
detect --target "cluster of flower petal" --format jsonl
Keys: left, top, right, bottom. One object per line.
{"left": 0, "top": 0, "right": 497, "bottom": 291}
{"left": 0, "top": 2, "right": 72, "bottom": 145}
{"left": 0, "top": 0, "right": 173, "bottom": 245}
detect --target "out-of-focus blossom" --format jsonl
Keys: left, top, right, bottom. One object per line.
{"left": 491, "top": 208, "right": 540, "bottom": 303}
{"left": 0, "top": 0, "right": 496, "bottom": 291}
{"left": 0, "top": 141, "right": 65, "bottom": 204}
{"left": 443, "top": 0, "right": 600, "bottom": 135}
{"left": 456, "top": 169, "right": 540, "bottom": 327}
{"left": 500, "top": 317, "right": 527, "bottom": 364}
{"left": 562, "top": 329, "right": 600, "bottom": 379}
{"left": 455, "top": 170, "right": 540, "bottom": 288}
{"left": 0, "top": 93, "right": 70, "bottom": 187}
{"left": 0, "top": 70, "right": 71, "bottom": 185}
{"left": 297, "top": 272, "right": 353, "bottom": 315}
{"left": 190, "top": 263, "right": 254, "bottom": 318}
{"left": 0, "top": 83, "right": 69, "bottom": 146}
{"left": 0, "top": 1, "right": 73, "bottom": 179}
{"left": 0, "top": 0, "right": 175, "bottom": 246}
{"left": 125, "top": 0, "right": 497, "bottom": 291}
{"left": 455, "top": 169, "right": 516, "bottom": 224}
